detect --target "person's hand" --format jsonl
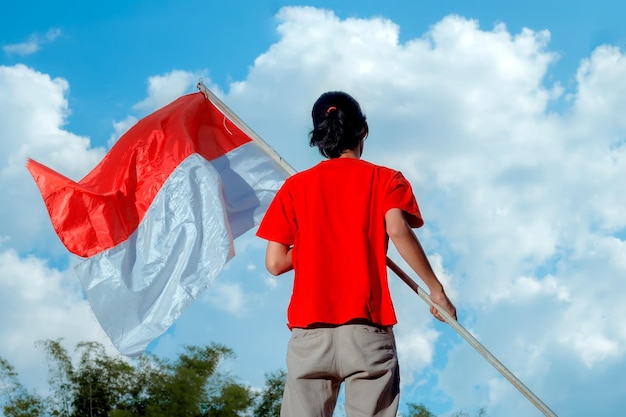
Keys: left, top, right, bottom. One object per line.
{"left": 428, "top": 289, "right": 457, "bottom": 322}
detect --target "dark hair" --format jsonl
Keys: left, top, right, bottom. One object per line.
{"left": 309, "top": 91, "right": 368, "bottom": 158}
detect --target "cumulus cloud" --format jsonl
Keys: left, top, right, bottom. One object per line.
{"left": 0, "top": 64, "right": 105, "bottom": 254}
{"left": 133, "top": 69, "right": 207, "bottom": 112}
{"left": 0, "top": 64, "right": 214, "bottom": 397}
{"left": 217, "top": 8, "right": 626, "bottom": 416}
{"left": 395, "top": 327, "right": 439, "bottom": 386}
{"left": 3, "top": 28, "right": 61, "bottom": 56}
{"left": 0, "top": 248, "right": 116, "bottom": 391}
{"left": 107, "top": 115, "right": 138, "bottom": 147}
{"left": 0, "top": 63, "right": 115, "bottom": 395}
{"left": 109, "top": 69, "right": 218, "bottom": 147}
{"left": 2, "top": 6, "right": 625, "bottom": 417}
{"left": 203, "top": 282, "right": 247, "bottom": 316}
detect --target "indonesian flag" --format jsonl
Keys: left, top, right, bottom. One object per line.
{"left": 27, "top": 90, "right": 291, "bottom": 356}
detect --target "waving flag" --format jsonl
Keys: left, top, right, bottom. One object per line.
{"left": 27, "top": 88, "right": 291, "bottom": 356}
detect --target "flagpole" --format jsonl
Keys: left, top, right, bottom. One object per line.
{"left": 196, "top": 82, "right": 557, "bottom": 417}
{"left": 386, "top": 257, "right": 558, "bottom": 417}
{"left": 196, "top": 82, "right": 297, "bottom": 176}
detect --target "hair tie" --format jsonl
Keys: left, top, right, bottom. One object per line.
{"left": 327, "top": 106, "right": 337, "bottom": 113}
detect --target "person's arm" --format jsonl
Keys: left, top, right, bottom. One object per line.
{"left": 265, "top": 241, "right": 293, "bottom": 276}
{"left": 385, "top": 208, "right": 457, "bottom": 322}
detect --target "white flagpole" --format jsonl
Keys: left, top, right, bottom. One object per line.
{"left": 196, "top": 82, "right": 297, "bottom": 176}
{"left": 196, "top": 82, "right": 558, "bottom": 417}
{"left": 386, "top": 257, "right": 558, "bottom": 417}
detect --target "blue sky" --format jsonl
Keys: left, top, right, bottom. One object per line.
{"left": 1, "top": 1, "right": 626, "bottom": 416}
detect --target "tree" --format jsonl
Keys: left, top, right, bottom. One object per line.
{"left": 142, "top": 344, "right": 254, "bottom": 417}
{"left": 204, "top": 374, "right": 256, "bottom": 416}
{"left": 3, "top": 345, "right": 494, "bottom": 417}
{"left": 1, "top": 357, "right": 44, "bottom": 417}
{"left": 450, "top": 408, "right": 488, "bottom": 417}
{"left": 35, "top": 339, "right": 139, "bottom": 417}
{"left": 2, "top": 394, "right": 45, "bottom": 417}
{"left": 38, "top": 339, "right": 74, "bottom": 416}
{"left": 406, "top": 402, "right": 436, "bottom": 417}
{"left": 71, "top": 341, "right": 137, "bottom": 417}
{"left": 2, "top": 339, "right": 260, "bottom": 417}
{"left": 405, "top": 402, "right": 488, "bottom": 417}
{"left": 253, "top": 370, "right": 286, "bottom": 417}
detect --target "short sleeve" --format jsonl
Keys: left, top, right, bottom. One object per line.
{"left": 384, "top": 171, "right": 424, "bottom": 228}
{"left": 256, "top": 180, "right": 297, "bottom": 245}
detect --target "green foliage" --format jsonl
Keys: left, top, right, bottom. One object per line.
{"left": 37, "top": 339, "right": 74, "bottom": 417}
{"left": 4, "top": 344, "right": 494, "bottom": 417}
{"left": 253, "top": 370, "right": 286, "bottom": 417}
{"left": 450, "top": 407, "right": 488, "bottom": 417}
{"left": 1, "top": 356, "right": 45, "bottom": 417}
{"left": 405, "top": 403, "right": 489, "bottom": 417}
{"left": 204, "top": 377, "right": 255, "bottom": 416}
{"left": 1, "top": 340, "right": 285, "bottom": 417}
{"left": 71, "top": 341, "right": 136, "bottom": 417}
{"left": 2, "top": 395, "right": 45, "bottom": 417}
{"left": 141, "top": 344, "right": 254, "bottom": 417}
{"left": 406, "top": 402, "right": 436, "bottom": 417}
{"left": 1, "top": 357, "right": 20, "bottom": 404}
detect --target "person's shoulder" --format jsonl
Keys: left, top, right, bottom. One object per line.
{"left": 288, "top": 163, "right": 317, "bottom": 180}
{"left": 360, "top": 159, "right": 401, "bottom": 177}
{"left": 280, "top": 162, "right": 322, "bottom": 187}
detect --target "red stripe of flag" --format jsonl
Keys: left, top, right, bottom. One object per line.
{"left": 27, "top": 92, "right": 252, "bottom": 257}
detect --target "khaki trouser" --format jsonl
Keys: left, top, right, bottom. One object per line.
{"left": 281, "top": 323, "right": 400, "bottom": 417}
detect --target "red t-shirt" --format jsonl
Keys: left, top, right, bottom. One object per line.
{"left": 256, "top": 157, "right": 423, "bottom": 329}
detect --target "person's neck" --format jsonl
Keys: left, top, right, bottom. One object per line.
{"left": 339, "top": 149, "right": 360, "bottom": 159}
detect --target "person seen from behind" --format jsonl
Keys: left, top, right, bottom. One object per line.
{"left": 256, "top": 91, "right": 457, "bottom": 417}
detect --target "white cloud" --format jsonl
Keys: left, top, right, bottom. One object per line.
{"left": 216, "top": 7, "right": 626, "bottom": 415}
{"left": 0, "top": 63, "right": 117, "bottom": 396}
{"left": 107, "top": 115, "right": 138, "bottom": 147}
{"left": 490, "top": 275, "right": 571, "bottom": 303}
{"left": 108, "top": 69, "right": 224, "bottom": 148}
{"left": 3, "top": 28, "right": 61, "bottom": 56}
{"left": 573, "top": 45, "right": 626, "bottom": 133}
{"left": 264, "top": 275, "right": 278, "bottom": 288}
{"left": 3, "top": 38, "right": 40, "bottom": 56}
{"left": 44, "top": 28, "right": 61, "bottom": 42}
{"left": 133, "top": 69, "right": 206, "bottom": 112}
{"left": 0, "top": 64, "right": 105, "bottom": 254}
{"left": 0, "top": 248, "right": 116, "bottom": 391}
{"left": 203, "top": 282, "right": 247, "bottom": 316}
{"left": 2, "top": 6, "right": 625, "bottom": 416}
{"left": 395, "top": 327, "right": 439, "bottom": 386}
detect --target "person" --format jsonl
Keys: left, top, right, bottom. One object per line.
{"left": 256, "top": 91, "right": 457, "bottom": 417}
